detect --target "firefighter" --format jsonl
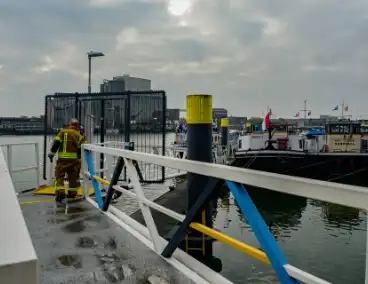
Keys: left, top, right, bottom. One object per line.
{"left": 48, "top": 119, "right": 84, "bottom": 203}
{"left": 76, "top": 125, "right": 87, "bottom": 187}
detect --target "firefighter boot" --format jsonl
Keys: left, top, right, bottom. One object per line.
{"left": 55, "top": 190, "right": 65, "bottom": 204}
{"left": 67, "top": 190, "right": 78, "bottom": 199}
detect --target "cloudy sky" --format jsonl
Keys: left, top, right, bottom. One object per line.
{"left": 1, "top": 0, "right": 367, "bottom": 118}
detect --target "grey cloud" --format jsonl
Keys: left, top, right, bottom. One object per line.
{"left": 0, "top": 0, "right": 367, "bottom": 117}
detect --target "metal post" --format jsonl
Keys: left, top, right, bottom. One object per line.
{"left": 366, "top": 215, "right": 368, "bottom": 284}
{"left": 34, "top": 143, "right": 40, "bottom": 189}
{"left": 88, "top": 56, "right": 92, "bottom": 127}
{"left": 221, "top": 117, "right": 229, "bottom": 147}
{"left": 100, "top": 99, "right": 105, "bottom": 179}
{"left": 88, "top": 56, "right": 91, "bottom": 94}
{"left": 186, "top": 94, "right": 214, "bottom": 260}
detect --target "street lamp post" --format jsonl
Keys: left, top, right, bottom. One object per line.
{"left": 87, "top": 51, "right": 105, "bottom": 94}
{"left": 87, "top": 51, "right": 105, "bottom": 178}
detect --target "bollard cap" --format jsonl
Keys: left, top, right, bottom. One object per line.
{"left": 186, "top": 94, "right": 212, "bottom": 124}
{"left": 220, "top": 117, "right": 229, "bottom": 127}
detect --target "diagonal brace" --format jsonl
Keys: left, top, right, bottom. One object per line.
{"left": 225, "top": 181, "right": 299, "bottom": 284}
{"left": 102, "top": 156, "right": 125, "bottom": 212}
{"left": 132, "top": 160, "right": 144, "bottom": 182}
{"left": 161, "top": 178, "right": 221, "bottom": 258}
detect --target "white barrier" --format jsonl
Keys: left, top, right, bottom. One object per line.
{"left": 83, "top": 143, "right": 368, "bottom": 284}
{"left": 1, "top": 142, "right": 41, "bottom": 192}
{"left": 0, "top": 147, "right": 38, "bottom": 283}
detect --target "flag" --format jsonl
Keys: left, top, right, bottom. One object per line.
{"left": 262, "top": 111, "right": 272, "bottom": 131}
{"left": 344, "top": 105, "right": 348, "bottom": 111}
{"left": 307, "top": 111, "right": 311, "bottom": 116}
{"left": 294, "top": 112, "right": 300, "bottom": 118}
{"left": 332, "top": 105, "right": 339, "bottom": 111}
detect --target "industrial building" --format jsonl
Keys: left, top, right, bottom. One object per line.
{"left": 96, "top": 75, "right": 160, "bottom": 129}
{"left": 100, "top": 75, "right": 151, "bottom": 92}
{"left": 166, "top": 109, "right": 180, "bottom": 122}
{"left": 0, "top": 116, "right": 44, "bottom": 134}
{"left": 48, "top": 75, "right": 162, "bottom": 130}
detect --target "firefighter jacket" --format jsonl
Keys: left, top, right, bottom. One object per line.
{"left": 78, "top": 134, "right": 87, "bottom": 159}
{"left": 50, "top": 126, "right": 84, "bottom": 159}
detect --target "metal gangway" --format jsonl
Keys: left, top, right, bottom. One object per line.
{"left": 80, "top": 142, "right": 368, "bottom": 284}
{"left": 3, "top": 140, "right": 368, "bottom": 283}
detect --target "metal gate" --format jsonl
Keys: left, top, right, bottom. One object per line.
{"left": 42, "top": 91, "right": 166, "bottom": 184}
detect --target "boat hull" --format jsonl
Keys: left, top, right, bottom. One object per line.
{"left": 233, "top": 150, "right": 368, "bottom": 187}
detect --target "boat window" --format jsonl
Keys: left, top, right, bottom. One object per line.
{"left": 352, "top": 124, "right": 362, "bottom": 134}
{"left": 361, "top": 126, "right": 368, "bottom": 133}
{"left": 328, "top": 124, "right": 351, "bottom": 134}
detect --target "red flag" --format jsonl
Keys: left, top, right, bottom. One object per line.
{"left": 295, "top": 112, "right": 300, "bottom": 118}
{"left": 262, "top": 111, "right": 271, "bottom": 131}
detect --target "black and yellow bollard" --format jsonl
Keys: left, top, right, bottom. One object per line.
{"left": 221, "top": 117, "right": 229, "bottom": 148}
{"left": 185, "top": 94, "right": 217, "bottom": 263}
{"left": 162, "top": 94, "right": 221, "bottom": 271}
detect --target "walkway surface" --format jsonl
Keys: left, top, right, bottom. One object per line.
{"left": 18, "top": 193, "right": 195, "bottom": 284}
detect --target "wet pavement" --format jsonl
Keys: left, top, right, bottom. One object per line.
{"left": 18, "top": 194, "right": 195, "bottom": 284}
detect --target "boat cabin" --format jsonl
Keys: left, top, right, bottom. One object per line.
{"left": 237, "top": 123, "right": 294, "bottom": 151}
{"left": 324, "top": 121, "right": 362, "bottom": 152}
{"left": 288, "top": 129, "right": 325, "bottom": 152}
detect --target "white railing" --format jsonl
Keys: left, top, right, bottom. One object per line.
{"left": 91, "top": 141, "right": 187, "bottom": 184}
{"left": 82, "top": 143, "right": 368, "bottom": 284}
{"left": 1, "top": 142, "right": 41, "bottom": 193}
{"left": 0, "top": 147, "right": 38, "bottom": 283}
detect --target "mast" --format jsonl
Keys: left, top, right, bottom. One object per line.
{"left": 341, "top": 100, "right": 345, "bottom": 118}
{"left": 300, "top": 99, "right": 311, "bottom": 119}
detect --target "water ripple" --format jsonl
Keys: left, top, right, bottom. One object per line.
{"left": 213, "top": 185, "right": 366, "bottom": 284}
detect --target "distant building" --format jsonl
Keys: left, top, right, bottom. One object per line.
{"left": 97, "top": 75, "right": 160, "bottom": 128}
{"left": 212, "top": 108, "right": 228, "bottom": 130}
{"left": 0, "top": 116, "right": 44, "bottom": 133}
{"left": 166, "top": 109, "right": 180, "bottom": 122}
{"left": 48, "top": 75, "right": 163, "bottom": 130}
{"left": 229, "top": 116, "right": 247, "bottom": 129}
{"left": 100, "top": 75, "right": 151, "bottom": 92}
{"left": 213, "top": 108, "right": 228, "bottom": 120}
{"left": 247, "top": 116, "right": 337, "bottom": 129}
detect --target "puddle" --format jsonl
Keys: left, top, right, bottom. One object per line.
{"left": 76, "top": 236, "right": 97, "bottom": 248}
{"left": 62, "top": 220, "right": 86, "bottom": 233}
{"left": 57, "top": 254, "right": 82, "bottom": 269}
{"left": 96, "top": 252, "right": 122, "bottom": 265}
{"left": 75, "top": 235, "right": 118, "bottom": 250}
{"left": 102, "top": 263, "right": 135, "bottom": 282}
{"left": 106, "top": 236, "right": 117, "bottom": 250}
{"left": 65, "top": 206, "right": 87, "bottom": 214}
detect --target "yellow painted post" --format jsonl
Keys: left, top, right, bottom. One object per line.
{"left": 221, "top": 117, "right": 229, "bottom": 147}
{"left": 186, "top": 94, "right": 214, "bottom": 259}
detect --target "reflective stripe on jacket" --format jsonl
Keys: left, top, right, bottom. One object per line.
{"left": 50, "top": 126, "right": 83, "bottom": 159}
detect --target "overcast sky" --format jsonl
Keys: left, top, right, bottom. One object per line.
{"left": 0, "top": 0, "right": 367, "bottom": 118}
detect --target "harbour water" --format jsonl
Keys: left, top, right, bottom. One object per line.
{"left": 2, "top": 134, "right": 366, "bottom": 284}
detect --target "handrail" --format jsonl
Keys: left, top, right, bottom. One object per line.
{"left": 0, "top": 147, "right": 38, "bottom": 283}
{"left": 84, "top": 143, "right": 368, "bottom": 211}
{"left": 81, "top": 143, "right": 355, "bottom": 284}
{"left": 1, "top": 142, "right": 41, "bottom": 193}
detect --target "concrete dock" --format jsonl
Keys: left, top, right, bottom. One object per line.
{"left": 18, "top": 193, "right": 195, "bottom": 284}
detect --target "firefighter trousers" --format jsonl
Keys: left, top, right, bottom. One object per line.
{"left": 54, "top": 158, "right": 79, "bottom": 198}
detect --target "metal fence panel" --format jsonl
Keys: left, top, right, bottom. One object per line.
{"left": 42, "top": 91, "right": 166, "bottom": 184}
